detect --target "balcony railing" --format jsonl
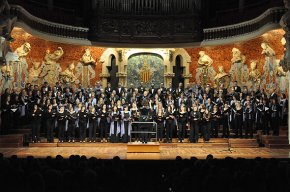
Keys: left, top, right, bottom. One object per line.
{"left": 10, "top": 5, "right": 89, "bottom": 40}
{"left": 203, "top": 7, "right": 285, "bottom": 41}
{"left": 7, "top": 4, "right": 286, "bottom": 45}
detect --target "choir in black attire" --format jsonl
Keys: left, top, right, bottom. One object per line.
{"left": 0, "top": 81, "right": 287, "bottom": 144}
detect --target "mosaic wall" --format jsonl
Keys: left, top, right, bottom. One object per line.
{"left": 127, "top": 53, "right": 164, "bottom": 88}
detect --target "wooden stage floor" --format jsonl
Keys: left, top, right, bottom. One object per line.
{"left": 0, "top": 142, "right": 290, "bottom": 160}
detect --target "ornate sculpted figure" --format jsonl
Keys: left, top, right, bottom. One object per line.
{"left": 229, "top": 48, "right": 249, "bottom": 87}
{"left": 214, "top": 66, "right": 230, "bottom": 88}
{"left": 76, "top": 48, "right": 96, "bottom": 87}
{"left": 28, "top": 61, "right": 41, "bottom": 85}
{"left": 195, "top": 51, "right": 216, "bottom": 87}
{"left": 248, "top": 61, "right": 261, "bottom": 89}
{"left": 39, "top": 47, "right": 64, "bottom": 85}
{"left": 59, "top": 63, "right": 77, "bottom": 84}
{"left": 80, "top": 48, "right": 96, "bottom": 65}
{"left": 277, "top": 64, "right": 287, "bottom": 77}
{"left": 197, "top": 51, "right": 213, "bottom": 67}
{"left": 13, "top": 42, "right": 31, "bottom": 88}
{"left": 231, "top": 47, "right": 246, "bottom": 64}
{"left": 261, "top": 42, "right": 277, "bottom": 91}
{"left": 0, "top": 60, "right": 14, "bottom": 92}
{"left": 279, "top": 37, "right": 289, "bottom": 73}
{"left": 276, "top": 37, "right": 290, "bottom": 92}
{"left": 249, "top": 61, "right": 261, "bottom": 82}
{"left": 44, "top": 47, "right": 64, "bottom": 65}
{"left": 261, "top": 42, "right": 275, "bottom": 57}
{"left": 15, "top": 42, "right": 31, "bottom": 58}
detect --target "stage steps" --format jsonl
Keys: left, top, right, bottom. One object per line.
{"left": 229, "top": 138, "right": 259, "bottom": 148}
{"left": 127, "top": 142, "right": 160, "bottom": 153}
{"left": 29, "top": 142, "right": 126, "bottom": 147}
{"left": 8, "top": 128, "right": 31, "bottom": 146}
{"left": 0, "top": 134, "right": 24, "bottom": 148}
{"left": 261, "top": 135, "right": 290, "bottom": 149}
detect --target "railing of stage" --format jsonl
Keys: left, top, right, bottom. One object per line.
{"left": 129, "top": 121, "right": 157, "bottom": 143}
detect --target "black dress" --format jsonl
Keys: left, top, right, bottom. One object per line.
{"left": 44, "top": 109, "right": 56, "bottom": 142}
{"left": 31, "top": 109, "right": 42, "bottom": 142}
{"left": 244, "top": 107, "right": 253, "bottom": 138}
{"left": 56, "top": 111, "right": 67, "bottom": 142}
{"left": 177, "top": 111, "right": 188, "bottom": 142}
{"left": 123, "top": 111, "right": 131, "bottom": 143}
{"left": 78, "top": 111, "right": 88, "bottom": 142}
{"left": 221, "top": 107, "right": 230, "bottom": 138}
{"left": 189, "top": 110, "right": 200, "bottom": 143}
{"left": 165, "top": 110, "right": 175, "bottom": 143}
{"left": 67, "top": 111, "right": 77, "bottom": 142}
{"left": 155, "top": 112, "right": 165, "bottom": 142}
{"left": 88, "top": 111, "right": 98, "bottom": 142}
{"left": 99, "top": 110, "right": 108, "bottom": 140}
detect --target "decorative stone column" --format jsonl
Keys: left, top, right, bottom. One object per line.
{"left": 116, "top": 72, "right": 127, "bottom": 87}
{"left": 99, "top": 73, "right": 110, "bottom": 88}
{"left": 116, "top": 49, "right": 127, "bottom": 86}
{"left": 164, "top": 73, "right": 175, "bottom": 87}
{"left": 163, "top": 49, "right": 175, "bottom": 87}
{"left": 183, "top": 74, "right": 192, "bottom": 85}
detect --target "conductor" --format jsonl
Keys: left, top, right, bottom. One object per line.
{"left": 139, "top": 99, "right": 153, "bottom": 144}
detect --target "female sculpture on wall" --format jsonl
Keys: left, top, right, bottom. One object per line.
{"left": 0, "top": 60, "right": 14, "bottom": 92}
{"left": 248, "top": 60, "right": 261, "bottom": 90}
{"left": 59, "top": 62, "right": 77, "bottom": 84}
{"left": 195, "top": 51, "right": 216, "bottom": 87}
{"left": 28, "top": 61, "right": 41, "bottom": 85}
{"left": 214, "top": 66, "right": 230, "bottom": 89}
{"left": 261, "top": 42, "right": 277, "bottom": 91}
{"left": 13, "top": 42, "right": 31, "bottom": 88}
{"left": 229, "top": 48, "right": 249, "bottom": 87}
{"left": 276, "top": 38, "right": 289, "bottom": 93}
{"left": 76, "top": 48, "right": 96, "bottom": 87}
{"left": 39, "top": 47, "right": 64, "bottom": 85}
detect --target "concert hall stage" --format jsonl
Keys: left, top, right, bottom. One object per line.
{"left": 0, "top": 137, "right": 289, "bottom": 160}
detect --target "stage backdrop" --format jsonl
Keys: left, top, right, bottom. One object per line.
{"left": 127, "top": 53, "right": 164, "bottom": 88}
{"left": 1, "top": 27, "right": 286, "bottom": 94}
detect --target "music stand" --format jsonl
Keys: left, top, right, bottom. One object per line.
{"left": 219, "top": 108, "right": 236, "bottom": 153}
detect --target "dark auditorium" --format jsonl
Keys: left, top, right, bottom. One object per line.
{"left": 0, "top": 0, "right": 290, "bottom": 191}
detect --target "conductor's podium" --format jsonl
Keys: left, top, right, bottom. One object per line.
{"left": 127, "top": 142, "right": 160, "bottom": 153}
